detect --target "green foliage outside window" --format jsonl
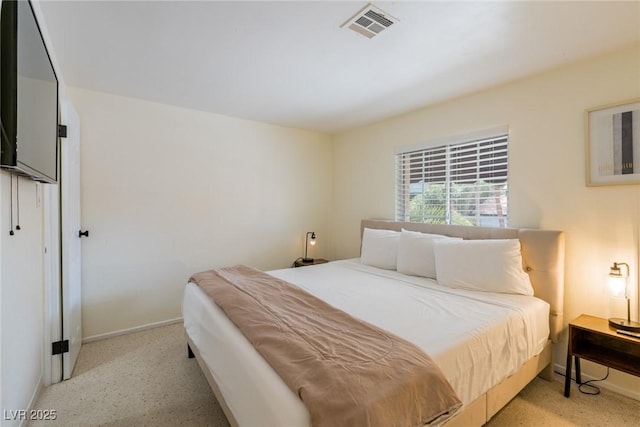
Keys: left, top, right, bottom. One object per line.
{"left": 408, "top": 181, "right": 506, "bottom": 227}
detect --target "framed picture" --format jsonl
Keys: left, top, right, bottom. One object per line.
{"left": 586, "top": 99, "right": 640, "bottom": 186}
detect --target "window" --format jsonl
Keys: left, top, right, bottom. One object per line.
{"left": 395, "top": 132, "right": 508, "bottom": 227}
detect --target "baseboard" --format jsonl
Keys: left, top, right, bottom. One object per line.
{"left": 82, "top": 317, "right": 183, "bottom": 344}
{"left": 17, "top": 375, "right": 43, "bottom": 427}
{"left": 555, "top": 362, "right": 640, "bottom": 401}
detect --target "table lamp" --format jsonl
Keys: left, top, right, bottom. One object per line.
{"left": 302, "top": 231, "right": 316, "bottom": 263}
{"left": 608, "top": 262, "right": 640, "bottom": 331}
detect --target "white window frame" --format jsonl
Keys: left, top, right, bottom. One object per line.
{"left": 395, "top": 126, "right": 509, "bottom": 227}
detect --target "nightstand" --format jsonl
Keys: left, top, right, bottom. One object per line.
{"left": 293, "top": 258, "right": 329, "bottom": 268}
{"left": 564, "top": 314, "right": 640, "bottom": 397}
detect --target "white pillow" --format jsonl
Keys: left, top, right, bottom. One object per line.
{"left": 396, "top": 229, "right": 454, "bottom": 279}
{"left": 360, "top": 228, "right": 400, "bottom": 270}
{"left": 434, "top": 239, "right": 534, "bottom": 296}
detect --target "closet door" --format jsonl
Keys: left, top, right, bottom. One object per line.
{"left": 61, "top": 96, "right": 82, "bottom": 379}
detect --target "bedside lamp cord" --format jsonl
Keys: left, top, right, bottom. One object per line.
{"left": 556, "top": 367, "right": 610, "bottom": 395}
{"left": 577, "top": 367, "right": 609, "bottom": 395}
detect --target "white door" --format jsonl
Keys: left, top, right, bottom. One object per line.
{"left": 60, "top": 97, "right": 82, "bottom": 379}
{"left": 43, "top": 181, "right": 62, "bottom": 384}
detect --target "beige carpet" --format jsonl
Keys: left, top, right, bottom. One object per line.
{"left": 28, "top": 322, "right": 639, "bottom": 427}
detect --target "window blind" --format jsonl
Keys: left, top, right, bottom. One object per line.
{"left": 395, "top": 134, "right": 508, "bottom": 227}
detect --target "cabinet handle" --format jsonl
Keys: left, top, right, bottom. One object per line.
{"left": 79, "top": 230, "right": 89, "bottom": 238}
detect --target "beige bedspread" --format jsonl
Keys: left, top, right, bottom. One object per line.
{"left": 190, "top": 265, "right": 461, "bottom": 427}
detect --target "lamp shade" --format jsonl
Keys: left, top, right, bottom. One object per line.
{"left": 608, "top": 275, "right": 627, "bottom": 298}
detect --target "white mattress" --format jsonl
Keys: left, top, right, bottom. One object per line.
{"left": 182, "top": 259, "right": 550, "bottom": 427}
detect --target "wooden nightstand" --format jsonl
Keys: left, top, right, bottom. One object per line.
{"left": 564, "top": 314, "right": 640, "bottom": 397}
{"left": 293, "top": 258, "right": 329, "bottom": 268}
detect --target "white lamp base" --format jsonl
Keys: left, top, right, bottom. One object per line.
{"left": 608, "top": 317, "right": 640, "bottom": 332}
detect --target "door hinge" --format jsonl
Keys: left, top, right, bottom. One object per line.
{"left": 52, "top": 340, "right": 69, "bottom": 355}
{"left": 58, "top": 124, "right": 67, "bottom": 138}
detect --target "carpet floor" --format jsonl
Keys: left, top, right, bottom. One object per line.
{"left": 28, "top": 322, "right": 639, "bottom": 426}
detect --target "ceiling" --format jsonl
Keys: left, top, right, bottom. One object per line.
{"left": 38, "top": 1, "right": 640, "bottom": 134}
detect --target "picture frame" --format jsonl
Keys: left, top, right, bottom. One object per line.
{"left": 586, "top": 99, "right": 640, "bottom": 186}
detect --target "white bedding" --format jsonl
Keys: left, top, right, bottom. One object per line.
{"left": 182, "top": 259, "right": 550, "bottom": 427}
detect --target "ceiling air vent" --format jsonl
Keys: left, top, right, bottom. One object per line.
{"left": 341, "top": 3, "right": 398, "bottom": 39}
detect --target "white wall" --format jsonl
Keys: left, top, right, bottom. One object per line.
{"left": 331, "top": 44, "right": 640, "bottom": 398}
{"left": 68, "top": 88, "right": 333, "bottom": 339}
{"left": 0, "top": 174, "right": 45, "bottom": 424}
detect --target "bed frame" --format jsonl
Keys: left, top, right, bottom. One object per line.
{"left": 187, "top": 219, "right": 565, "bottom": 427}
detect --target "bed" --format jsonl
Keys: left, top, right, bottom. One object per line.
{"left": 182, "top": 219, "right": 565, "bottom": 427}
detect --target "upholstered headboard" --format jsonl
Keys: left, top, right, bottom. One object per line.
{"left": 360, "top": 219, "right": 566, "bottom": 343}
